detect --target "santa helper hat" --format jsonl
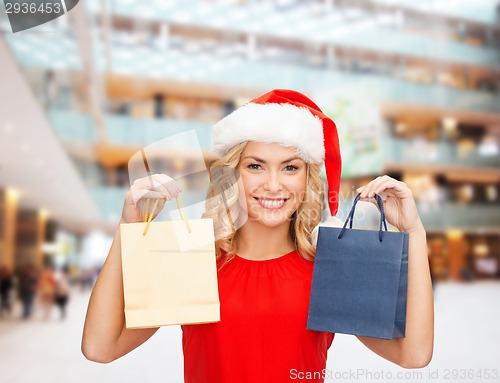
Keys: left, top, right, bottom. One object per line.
{"left": 212, "top": 89, "right": 343, "bottom": 245}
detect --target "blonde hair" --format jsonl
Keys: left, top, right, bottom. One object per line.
{"left": 202, "top": 141, "right": 325, "bottom": 268}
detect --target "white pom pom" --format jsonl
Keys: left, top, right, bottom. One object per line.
{"left": 310, "top": 216, "right": 344, "bottom": 247}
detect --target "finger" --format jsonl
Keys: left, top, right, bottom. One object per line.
{"left": 360, "top": 175, "right": 390, "bottom": 198}
{"left": 380, "top": 190, "right": 396, "bottom": 199}
{"left": 153, "top": 174, "right": 181, "bottom": 191}
{"left": 132, "top": 175, "right": 181, "bottom": 203}
{"left": 357, "top": 178, "right": 378, "bottom": 198}
{"left": 153, "top": 174, "right": 182, "bottom": 197}
{"left": 132, "top": 176, "right": 157, "bottom": 188}
{"left": 132, "top": 174, "right": 174, "bottom": 191}
{"left": 356, "top": 186, "right": 388, "bottom": 201}
{"left": 153, "top": 174, "right": 180, "bottom": 189}
{"left": 356, "top": 185, "right": 366, "bottom": 194}
{"left": 369, "top": 179, "right": 408, "bottom": 199}
{"left": 131, "top": 179, "right": 171, "bottom": 199}
{"left": 130, "top": 188, "right": 164, "bottom": 205}
{"left": 363, "top": 177, "right": 401, "bottom": 198}
{"left": 361, "top": 186, "right": 396, "bottom": 200}
{"left": 164, "top": 180, "right": 181, "bottom": 198}
{"left": 137, "top": 198, "right": 166, "bottom": 217}
{"left": 141, "top": 190, "right": 165, "bottom": 200}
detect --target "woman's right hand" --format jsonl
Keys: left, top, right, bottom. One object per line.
{"left": 121, "top": 174, "right": 182, "bottom": 224}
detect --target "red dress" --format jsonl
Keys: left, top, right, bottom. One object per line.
{"left": 181, "top": 250, "right": 335, "bottom": 383}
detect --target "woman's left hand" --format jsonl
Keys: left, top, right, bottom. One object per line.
{"left": 356, "top": 175, "right": 424, "bottom": 234}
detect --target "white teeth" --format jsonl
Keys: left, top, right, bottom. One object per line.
{"left": 258, "top": 199, "right": 285, "bottom": 208}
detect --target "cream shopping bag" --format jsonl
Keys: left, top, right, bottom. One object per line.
{"left": 120, "top": 197, "right": 220, "bottom": 329}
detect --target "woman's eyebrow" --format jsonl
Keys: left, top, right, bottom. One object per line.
{"left": 242, "top": 156, "right": 302, "bottom": 164}
{"left": 242, "top": 156, "right": 267, "bottom": 163}
{"left": 280, "top": 156, "right": 303, "bottom": 164}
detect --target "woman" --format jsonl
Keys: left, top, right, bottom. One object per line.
{"left": 0, "top": 265, "right": 14, "bottom": 318}
{"left": 82, "top": 89, "right": 434, "bottom": 382}
{"left": 54, "top": 265, "right": 71, "bottom": 320}
{"left": 38, "top": 261, "right": 57, "bottom": 321}
{"left": 18, "top": 263, "right": 39, "bottom": 320}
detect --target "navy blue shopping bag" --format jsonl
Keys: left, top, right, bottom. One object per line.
{"left": 307, "top": 194, "right": 409, "bottom": 340}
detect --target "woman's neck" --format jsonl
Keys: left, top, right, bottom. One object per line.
{"left": 233, "top": 219, "right": 295, "bottom": 260}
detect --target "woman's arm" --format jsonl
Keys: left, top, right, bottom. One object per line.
{"left": 82, "top": 174, "right": 181, "bottom": 364}
{"left": 354, "top": 176, "right": 434, "bottom": 368}
{"left": 81, "top": 220, "right": 159, "bottom": 364}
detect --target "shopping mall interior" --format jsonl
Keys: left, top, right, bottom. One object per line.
{"left": 0, "top": 1, "right": 499, "bottom": 382}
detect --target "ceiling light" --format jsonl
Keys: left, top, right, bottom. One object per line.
{"left": 442, "top": 117, "right": 457, "bottom": 134}
{"left": 39, "top": 208, "right": 49, "bottom": 219}
{"left": 447, "top": 230, "right": 463, "bottom": 239}
{"left": 485, "top": 185, "right": 497, "bottom": 202}
{"left": 6, "top": 188, "right": 20, "bottom": 202}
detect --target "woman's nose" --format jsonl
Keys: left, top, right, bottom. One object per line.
{"left": 264, "top": 172, "right": 283, "bottom": 192}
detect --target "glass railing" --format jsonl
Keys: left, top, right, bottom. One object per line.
{"left": 89, "top": 187, "right": 127, "bottom": 223}
{"left": 4, "top": 32, "right": 81, "bottom": 70}
{"left": 5, "top": 1, "right": 500, "bottom": 74}
{"left": 84, "top": 0, "right": 500, "bottom": 68}
{"left": 46, "top": 44, "right": 500, "bottom": 116}
{"left": 369, "top": 0, "right": 500, "bottom": 26}
{"left": 104, "top": 114, "right": 213, "bottom": 148}
{"left": 6, "top": 33, "right": 500, "bottom": 114}
{"left": 376, "top": 77, "right": 500, "bottom": 113}
{"left": 48, "top": 110, "right": 214, "bottom": 149}
{"left": 49, "top": 110, "right": 97, "bottom": 142}
{"left": 110, "top": 46, "right": 500, "bottom": 113}
{"left": 383, "top": 136, "right": 500, "bottom": 168}
{"left": 417, "top": 202, "right": 500, "bottom": 229}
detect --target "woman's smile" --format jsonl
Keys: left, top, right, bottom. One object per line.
{"left": 253, "top": 197, "right": 289, "bottom": 210}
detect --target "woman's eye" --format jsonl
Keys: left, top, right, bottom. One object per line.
{"left": 284, "top": 165, "right": 299, "bottom": 171}
{"left": 247, "top": 163, "right": 262, "bottom": 170}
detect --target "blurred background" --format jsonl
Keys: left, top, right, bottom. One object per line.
{"left": 0, "top": 1, "right": 499, "bottom": 382}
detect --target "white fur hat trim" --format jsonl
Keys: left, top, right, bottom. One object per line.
{"left": 212, "top": 102, "right": 325, "bottom": 163}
